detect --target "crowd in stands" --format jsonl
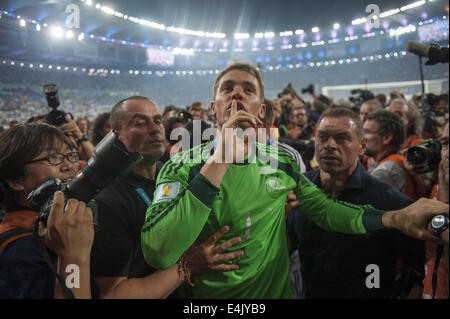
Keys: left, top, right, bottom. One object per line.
{"left": 0, "top": 60, "right": 448, "bottom": 300}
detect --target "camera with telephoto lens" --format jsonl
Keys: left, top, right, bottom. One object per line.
{"left": 301, "top": 84, "right": 315, "bottom": 95}
{"left": 406, "top": 138, "right": 442, "bottom": 174}
{"left": 27, "top": 131, "right": 143, "bottom": 231}
{"left": 43, "top": 84, "right": 74, "bottom": 127}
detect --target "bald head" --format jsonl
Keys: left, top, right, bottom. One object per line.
{"left": 111, "top": 96, "right": 157, "bottom": 130}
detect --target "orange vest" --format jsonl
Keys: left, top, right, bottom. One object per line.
{"left": 401, "top": 135, "right": 424, "bottom": 152}
{"left": 0, "top": 210, "right": 37, "bottom": 253}
{"left": 370, "top": 154, "right": 417, "bottom": 200}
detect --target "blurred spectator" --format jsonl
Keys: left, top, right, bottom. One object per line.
{"left": 89, "top": 112, "right": 111, "bottom": 146}
{"left": 387, "top": 99, "right": 424, "bottom": 151}
{"left": 364, "top": 110, "right": 419, "bottom": 200}
{"left": 8, "top": 120, "right": 20, "bottom": 128}
{"left": 375, "top": 94, "right": 387, "bottom": 107}
{"left": 161, "top": 116, "right": 188, "bottom": 163}
{"left": 359, "top": 99, "right": 382, "bottom": 124}
{"left": 288, "top": 105, "right": 315, "bottom": 141}
{"left": 189, "top": 105, "right": 203, "bottom": 121}
{"left": 76, "top": 117, "right": 89, "bottom": 135}
{"left": 162, "top": 105, "right": 182, "bottom": 120}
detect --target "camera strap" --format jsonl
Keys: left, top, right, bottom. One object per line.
{"left": 38, "top": 240, "right": 76, "bottom": 299}
{"left": 431, "top": 243, "right": 444, "bottom": 299}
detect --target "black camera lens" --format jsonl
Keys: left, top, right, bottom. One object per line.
{"left": 406, "top": 139, "right": 442, "bottom": 173}
{"left": 407, "top": 147, "right": 427, "bottom": 166}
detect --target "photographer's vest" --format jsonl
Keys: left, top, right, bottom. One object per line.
{"left": 0, "top": 210, "right": 36, "bottom": 253}
{"left": 369, "top": 154, "right": 417, "bottom": 200}
{"left": 401, "top": 135, "right": 424, "bottom": 152}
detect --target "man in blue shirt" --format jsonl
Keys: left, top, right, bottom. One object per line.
{"left": 288, "top": 106, "right": 425, "bottom": 298}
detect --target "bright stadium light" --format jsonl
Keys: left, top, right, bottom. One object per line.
{"left": 19, "top": 19, "right": 26, "bottom": 27}
{"left": 295, "top": 29, "right": 304, "bottom": 35}
{"left": 352, "top": 17, "right": 367, "bottom": 25}
{"left": 333, "top": 23, "right": 340, "bottom": 30}
{"left": 50, "top": 26, "right": 63, "bottom": 38}
{"left": 86, "top": 0, "right": 93, "bottom": 5}
{"left": 312, "top": 27, "right": 319, "bottom": 33}
{"left": 36, "top": 24, "right": 41, "bottom": 31}
{"left": 401, "top": 0, "right": 426, "bottom": 11}
{"left": 234, "top": 33, "right": 250, "bottom": 39}
{"left": 65, "top": 30, "right": 74, "bottom": 38}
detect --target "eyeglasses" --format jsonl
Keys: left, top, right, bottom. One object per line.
{"left": 25, "top": 152, "right": 80, "bottom": 165}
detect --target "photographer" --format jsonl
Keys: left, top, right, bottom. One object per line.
{"left": 0, "top": 123, "right": 94, "bottom": 298}
{"left": 422, "top": 122, "right": 449, "bottom": 299}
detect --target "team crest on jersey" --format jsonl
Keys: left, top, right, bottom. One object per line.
{"left": 265, "top": 177, "right": 286, "bottom": 198}
{"left": 154, "top": 182, "right": 180, "bottom": 203}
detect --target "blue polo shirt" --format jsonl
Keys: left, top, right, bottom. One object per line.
{"left": 287, "top": 162, "right": 424, "bottom": 298}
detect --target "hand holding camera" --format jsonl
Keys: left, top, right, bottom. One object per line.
{"left": 38, "top": 191, "right": 94, "bottom": 263}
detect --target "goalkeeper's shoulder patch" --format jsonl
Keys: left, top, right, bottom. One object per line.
{"left": 154, "top": 182, "right": 181, "bottom": 203}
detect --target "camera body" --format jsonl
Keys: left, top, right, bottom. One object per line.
{"left": 406, "top": 138, "right": 442, "bottom": 174}
{"left": 43, "top": 84, "right": 73, "bottom": 126}
{"left": 301, "top": 84, "right": 314, "bottom": 95}
{"left": 27, "top": 131, "right": 143, "bottom": 230}
{"left": 349, "top": 89, "right": 375, "bottom": 109}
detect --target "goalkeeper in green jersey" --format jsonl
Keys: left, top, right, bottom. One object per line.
{"left": 141, "top": 62, "right": 448, "bottom": 298}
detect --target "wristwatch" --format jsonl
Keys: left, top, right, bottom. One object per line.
{"left": 430, "top": 215, "right": 449, "bottom": 238}
{"left": 76, "top": 133, "right": 89, "bottom": 144}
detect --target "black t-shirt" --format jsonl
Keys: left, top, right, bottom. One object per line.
{"left": 92, "top": 170, "right": 157, "bottom": 279}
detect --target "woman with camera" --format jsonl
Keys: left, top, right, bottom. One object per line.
{"left": 0, "top": 123, "right": 94, "bottom": 299}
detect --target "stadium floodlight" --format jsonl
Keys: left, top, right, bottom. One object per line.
{"left": 401, "top": 0, "right": 426, "bottom": 11}
{"left": 36, "top": 24, "right": 41, "bottom": 31}
{"left": 312, "top": 27, "right": 319, "bottom": 33}
{"left": 352, "top": 17, "right": 367, "bottom": 25}
{"left": 65, "top": 30, "right": 74, "bottom": 38}
{"left": 101, "top": 6, "right": 115, "bottom": 15}
{"left": 86, "top": 0, "right": 93, "bottom": 5}
{"left": 255, "top": 33, "right": 264, "bottom": 38}
{"left": 280, "top": 31, "right": 293, "bottom": 37}
{"left": 264, "top": 32, "right": 275, "bottom": 38}
{"left": 333, "top": 23, "right": 340, "bottom": 30}
{"left": 295, "top": 29, "right": 304, "bottom": 35}
{"left": 50, "top": 26, "right": 63, "bottom": 38}
{"left": 380, "top": 8, "right": 401, "bottom": 18}
{"left": 19, "top": 19, "right": 26, "bottom": 27}
{"left": 78, "top": 33, "right": 85, "bottom": 41}
{"left": 95, "top": 4, "right": 101, "bottom": 9}
{"left": 234, "top": 33, "right": 250, "bottom": 39}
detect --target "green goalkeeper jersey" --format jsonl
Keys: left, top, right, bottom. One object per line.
{"left": 141, "top": 141, "right": 386, "bottom": 298}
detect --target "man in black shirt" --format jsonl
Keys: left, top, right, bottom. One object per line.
{"left": 287, "top": 107, "right": 424, "bottom": 298}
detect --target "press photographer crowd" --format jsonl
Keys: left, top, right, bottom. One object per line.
{"left": 0, "top": 25, "right": 449, "bottom": 301}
